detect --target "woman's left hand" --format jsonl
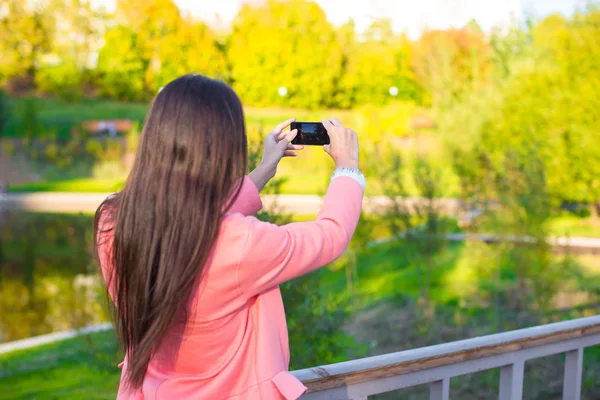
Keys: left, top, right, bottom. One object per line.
{"left": 249, "top": 118, "right": 304, "bottom": 191}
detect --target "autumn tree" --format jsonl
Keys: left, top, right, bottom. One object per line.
{"left": 443, "top": 11, "right": 600, "bottom": 210}
{"left": 96, "top": 26, "right": 147, "bottom": 101}
{"left": 147, "top": 18, "right": 228, "bottom": 93}
{"left": 227, "top": 0, "right": 344, "bottom": 109}
{"left": 0, "top": 0, "right": 55, "bottom": 92}
{"left": 35, "top": 0, "right": 105, "bottom": 100}
{"left": 342, "top": 19, "right": 423, "bottom": 106}
{"left": 412, "top": 26, "right": 491, "bottom": 108}
{"left": 96, "top": 0, "right": 226, "bottom": 100}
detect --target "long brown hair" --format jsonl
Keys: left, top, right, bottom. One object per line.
{"left": 94, "top": 74, "right": 248, "bottom": 389}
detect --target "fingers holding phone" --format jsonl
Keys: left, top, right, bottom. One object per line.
{"left": 322, "top": 119, "right": 359, "bottom": 170}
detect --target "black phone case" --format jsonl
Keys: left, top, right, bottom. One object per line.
{"left": 291, "top": 122, "right": 330, "bottom": 146}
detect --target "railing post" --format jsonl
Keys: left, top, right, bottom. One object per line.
{"left": 563, "top": 348, "right": 583, "bottom": 400}
{"left": 430, "top": 378, "right": 450, "bottom": 400}
{"left": 499, "top": 361, "right": 524, "bottom": 400}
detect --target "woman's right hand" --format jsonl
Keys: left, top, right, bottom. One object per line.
{"left": 322, "top": 118, "right": 360, "bottom": 170}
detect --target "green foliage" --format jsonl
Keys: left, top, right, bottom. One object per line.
{"left": 96, "top": 26, "right": 147, "bottom": 101}
{"left": 95, "top": 0, "right": 226, "bottom": 100}
{"left": 85, "top": 139, "right": 104, "bottom": 159}
{"left": 412, "top": 27, "right": 491, "bottom": 108}
{"left": 352, "top": 101, "right": 416, "bottom": 143}
{"left": 440, "top": 9, "right": 600, "bottom": 207}
{"left": 35, "top": 63, "right": 85, "bottom": 101}
{"left": 341, "top": 20, "right": 424, "bottom": 106}
{"left": 228, "top": 0, "right": 344, "bottom": 109}
{"left": 144, "top": 19, "right": 228, "bottom": 94}
{"left": 0, "top": 0, "right": 54, "bottom": 89}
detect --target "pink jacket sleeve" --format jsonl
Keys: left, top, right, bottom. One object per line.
{"left": 227, "top": 176, "right": 263, "bottom": 216}
{"left": 236, "top": 176, "right": 364, "bottom": 298}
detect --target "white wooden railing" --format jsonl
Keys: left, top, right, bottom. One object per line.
{"left": 292, "top": 316, "right": 600, "bottom": 400}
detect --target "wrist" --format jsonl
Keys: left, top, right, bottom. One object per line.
{"left": 335, "top": 160, "right": 359, "bottom": 170}
{"left": 257, "top": 162, "right": 276, "bottom": 180}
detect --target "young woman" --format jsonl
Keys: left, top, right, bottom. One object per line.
{"left": 95, "top": 74, "right": 365, "bottom": 399}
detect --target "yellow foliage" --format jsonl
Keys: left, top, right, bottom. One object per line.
{"left": 351, "top": 101, "right": 416, "bottom": 143}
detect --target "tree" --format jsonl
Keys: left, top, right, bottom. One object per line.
{"left": 96, "top": 0, "right": 226, "bottom": 100}
{"left": 35, "top": 0, "right": 104, "bottom": 100}
{"left": 342, "top": 20, "right": 423, "bottom": 106}
{"left": 146, "top": 18, "right": 228, "bottom": 94}
{"left": 0, "top": 0, "right": 55, "bottom": 91}
{"left": 96, "top": 26, "right": 147, "bottom": 101}
{"left": 227, "top": 0, "right": 344, "bottom": 109}
{"left": 412, "top": 27, "right": 491, "bottom": 108}
{"left": 441, "top": 11, "right": 600, "bottom": 209}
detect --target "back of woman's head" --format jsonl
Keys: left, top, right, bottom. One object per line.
{"left": 94, "top": 74, "right": 247, "bottom": 389}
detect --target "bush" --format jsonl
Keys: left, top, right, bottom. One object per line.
{"left": 85, "top": 139, "right": 104, "bottom": 160}
{"left": 351, "top": 101, "right": 416, "bottom": 143}
{"left": 35, "top": 64, "right": 85, "bottom": 102}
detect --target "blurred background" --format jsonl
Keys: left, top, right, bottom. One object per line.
{"left": 1, "top": 0, "right": 600, "bottom": 398}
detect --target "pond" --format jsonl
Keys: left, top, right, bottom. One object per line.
{"left": 0, "top": 211, "right": 110, "bottom": 343}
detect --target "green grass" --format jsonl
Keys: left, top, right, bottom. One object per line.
{"left": 548, "top": 214, "right": 600, "bottom": 238}
{"left": 7, "top": 178, "right": 125, "bottom": 193}
{"left": 0, "top": 330, "right": 121, "bottom": 400}
{"left": 3, "top": 96, "right": 353, "bottom": 138}
{"left": 3, "top": 97, "right": 149, "bottom": 138}
{"left": 321, "top": 241, "right": 467, "bottom": 308}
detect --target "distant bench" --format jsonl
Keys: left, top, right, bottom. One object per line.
{"left": 73, "top": 119, "right": 135, "bottom": 137}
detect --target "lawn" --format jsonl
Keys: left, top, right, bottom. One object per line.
{"left": 548, "top": 213, "right": 600, "bottom": 238}
{"left": 2, "top": 96, "right": 353, "bottom": 139}
{"left": 7, "top": 178, "right": 126, "bottom": 193}
{"left": 0, "top": 329, "right": 121, "bottom": 400}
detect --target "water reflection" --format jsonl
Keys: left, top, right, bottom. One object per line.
{"left": 0, "top": 211, "right": 110, "bottom": 343}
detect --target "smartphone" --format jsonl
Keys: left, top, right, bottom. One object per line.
{"left": 290, "top": 122, "right": 330, "bottom": 146}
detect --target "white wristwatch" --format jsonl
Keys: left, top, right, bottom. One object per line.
{"left": 331, "top": 167, "right": 366, "bottom": 189}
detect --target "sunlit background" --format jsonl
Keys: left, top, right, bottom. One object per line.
{"left": 1, "top": 0, "right": 600, "bottom": 398}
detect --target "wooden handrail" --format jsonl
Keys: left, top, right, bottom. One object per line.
{"left": 292, "top": 315, "right": 600, "bottom": 392}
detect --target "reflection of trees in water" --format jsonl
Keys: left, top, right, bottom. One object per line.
{"left": 0, "top": 212, "right": 110, "bottom": 342}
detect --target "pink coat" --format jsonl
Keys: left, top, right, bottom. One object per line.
{"left": 98, "top": 175, "right": 364, "bottom": 399}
